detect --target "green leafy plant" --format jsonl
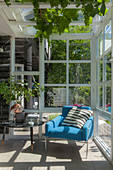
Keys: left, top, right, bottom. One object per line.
{"left": 0, "top": 77, "right": 44, "bottom": 104}
{"left": 4, "top": 0, "right": 108, "bottom": 43}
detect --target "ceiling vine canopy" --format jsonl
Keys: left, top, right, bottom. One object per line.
{"left": 5, "top": 0, "right": 108, "bottom": 42}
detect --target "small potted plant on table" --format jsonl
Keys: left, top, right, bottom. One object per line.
{"left": 0, "top": 77, "right": 44, "bottom": 123}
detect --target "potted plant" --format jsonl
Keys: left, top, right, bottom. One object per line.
{"left": 0, "top": 76, "right": 44, "bottom": 122}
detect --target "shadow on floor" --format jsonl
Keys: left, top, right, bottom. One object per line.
{"left": 0, "top": 139, "right": 113, "bottom": 170}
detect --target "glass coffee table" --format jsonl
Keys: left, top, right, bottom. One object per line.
{"left": 0, "top": 120, "right": 44, "bottom": 151}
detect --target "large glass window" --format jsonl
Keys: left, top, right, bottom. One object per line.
{"left": 13, "top": 38, "right": 40, "bottom": 111}
{"left": 44, "top": 39, "right": 91, "bottom": 107}
{"left": 97, "top": 52, "right": 111, "bottom": 111}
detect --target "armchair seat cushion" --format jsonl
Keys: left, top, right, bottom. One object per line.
{"left": 47, "top": 125, "right": 83, "bottom": 141}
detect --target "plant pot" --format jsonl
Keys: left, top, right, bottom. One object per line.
{"left": 15, "top": 112, "right": 25, "bottom": 123}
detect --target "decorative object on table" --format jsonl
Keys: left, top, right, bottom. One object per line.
{"left": 25, "top": 114, "right": 40, "bottom": 125}
{"left": 10, "top": 103, "right": 25, "bottom": 123}
{"left": 10, "top": 104, "right": 24, "bottom": 114}
{"left": 0, "top": 76, "right": 44, "bottom": 122}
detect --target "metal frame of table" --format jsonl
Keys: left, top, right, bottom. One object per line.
{"left": 0, "top": 121, "right": 44, "bottom": 151}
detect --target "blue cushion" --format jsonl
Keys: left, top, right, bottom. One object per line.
{"left": 47, "top": 126, "right": 83, "bottom": 141}
{"left": 81, "top": 106, "right": 91, "bottom": 110}
{"left": 108, "top": 107, "right": 111, "bottom": 112}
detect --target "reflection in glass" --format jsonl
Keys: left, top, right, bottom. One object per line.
{"left": 45, "top": 63, "right": 66, "bottom": 84}
{"left": 106, "top": 84, "right": 111, "bottom": 111}
{"left": 99, "top": 59, "right": 103, "bottom": 82}
{"left": 98, "top": 116, "right": 111, "bottom": 151}
{"left": 105, "top": 20, "right": 111, "bottom": 51}
{"left": 69, "top": 63, "right": 90, "bottom": 84}
{"left": 69, "top": 87, "right": 91, "bottom": 106}
{"left": 45, "top": 40, "right": 66, "bottom": 60}
{"left": 69, "top": 40, "right": 90, "bottom": 60}
{"left": 44, "top": 87, "right": 66, "bottom": 107}
{"left": 105, "top": 52, "right": 111, "bottom": 81}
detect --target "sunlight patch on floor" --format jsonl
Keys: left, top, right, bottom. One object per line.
{"left": 0, "top": 151, "right": 16, "bottom": 162}
{"left": 14, "top": 152, "right": 42, "bottom": 162}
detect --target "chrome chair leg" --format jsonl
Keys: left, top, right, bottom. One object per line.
{"left": 45, "top": 137, "right": 47, "bottom": 151}
{"left": 86, "top": 141, "right": 88, "bottom": 158}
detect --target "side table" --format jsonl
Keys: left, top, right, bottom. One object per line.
{"left": 0, "top": 121, "right": 44, "bottom": 151}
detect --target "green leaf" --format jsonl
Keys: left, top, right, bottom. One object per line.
{"left": 101, "top": 1, "right": 106, "bottom": 15}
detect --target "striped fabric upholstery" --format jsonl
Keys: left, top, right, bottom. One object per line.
{"left": 61, "top": 106, "right": 93, "bottom": 129}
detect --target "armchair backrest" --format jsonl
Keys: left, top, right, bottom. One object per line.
{"left": 62, "top": 106, "right": 91, "bottom": 118}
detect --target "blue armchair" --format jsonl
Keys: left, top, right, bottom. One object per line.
{"left": 45, "top": 106, "right": 94, "bottom": 157}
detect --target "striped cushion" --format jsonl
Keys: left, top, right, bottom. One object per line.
{"left": 61, "top": 106, "right": 93, "bottom": 129}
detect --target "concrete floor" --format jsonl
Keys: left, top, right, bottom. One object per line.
{"left": 0, "top": 138, "right": 113, "bottom": 170}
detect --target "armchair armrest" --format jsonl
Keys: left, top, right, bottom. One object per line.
{"left": 45, "top": 115, "right": 64, "bottom": 137}
{"left": 82, "top": 116, "right": 94, "bottom": 141}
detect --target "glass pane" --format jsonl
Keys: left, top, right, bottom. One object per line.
{"left": 98, "top": 116, "right": 111, "bottom": 154}
{"left": 22, "top": 75, "right": 40, "bottom": 110}
{"left": 45, "top": 63, "right": 66, "bottom": 84}
{"left": 68, "top": 26, "right": 92, "bottom": 33}
{"left": 98, "top": 59, "right": 103, "bottom": 82}
{"left": 105, "top": 20, "right": 111, "bottom": 51}
{"left": 105, "top": 52, "right": 111, "bottom": 81}
{"left": 98, "top": 32, "right": 103, "bottom": 56}
{"left": 45, "top": 40, "right": 66, "bottom": 60}
{"left": 98, "top": 86, "right": 103, "bottom": 109}
{"left": 15, "top": 38, "right": 39, "bottom": 71}
{"left": 69, "top": 87, "right": 91, "bottom": 106}
{"left": 69, "top": 63, "right": 90, "bottom": 84}
{"left": 44, "top": 87, "right": 66, "bottom": 107}
{"left": 106, "top": 84, "right": 111, "bottom": 112}
{"left": 69, "top": 40, "right": 90, "bottom": 60}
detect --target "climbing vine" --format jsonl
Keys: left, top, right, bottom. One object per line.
{"left": 5, "top": 0, "right": 109, "bottom": 42}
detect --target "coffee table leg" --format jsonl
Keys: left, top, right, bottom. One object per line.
{"left": 2, "top": 126, "right": 6, "bottom": 145}
{"left": 30, "top": 127, "right": 33, "bottom": 151}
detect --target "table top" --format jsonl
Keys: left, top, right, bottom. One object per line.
{"left": 0, "top": 120, "right": 44, "bottom": 128}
